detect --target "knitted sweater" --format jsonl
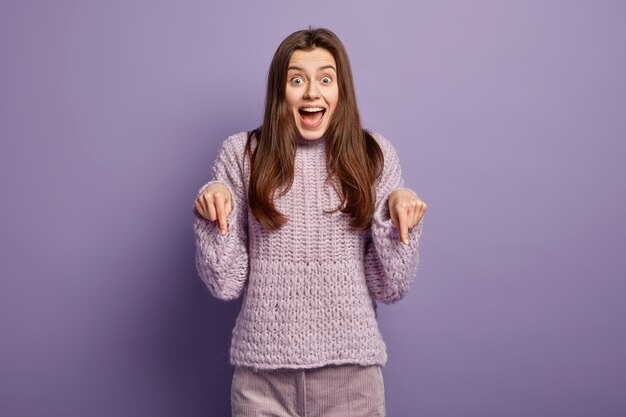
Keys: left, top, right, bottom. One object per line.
{"left": 193, "top": 131, "right": 423, "bottom": 370}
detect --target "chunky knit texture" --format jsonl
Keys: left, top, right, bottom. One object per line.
{"left": 193, "top": 131, "right": 423, "bottom": 369}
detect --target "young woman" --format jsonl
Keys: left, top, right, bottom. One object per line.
{"left": 193, "top": 28, "right": 427, "bottom": 417}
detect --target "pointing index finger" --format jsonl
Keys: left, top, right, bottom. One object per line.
{"left": 397, "top": 204, "right": 409, "bottom": 245}
{"left": 214, "top": 193, "right": 228, "bottom": 235}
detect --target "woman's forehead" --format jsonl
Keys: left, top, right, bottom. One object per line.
{"left": 288, "top": 48, "right": 336, "bottom": 69}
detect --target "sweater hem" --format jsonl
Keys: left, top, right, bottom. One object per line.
{"left": 230, "top": 356, "right": 387, "bottom": 371}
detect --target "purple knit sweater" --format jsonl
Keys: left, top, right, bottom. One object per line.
{"left": 193, "top": 131, "right": 423, "bottom": 369}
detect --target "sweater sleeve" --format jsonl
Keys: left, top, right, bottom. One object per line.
{"left": 193, "top": 133, "right": 249, "bottom": 300}
{"left": 363, "top": 134, "right": 423, "bottom": 304}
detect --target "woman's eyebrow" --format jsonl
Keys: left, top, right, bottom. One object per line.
{"left": 288, "top": 65, "right": 337, "bottom": 72}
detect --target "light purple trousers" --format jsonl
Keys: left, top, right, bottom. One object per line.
{"left": 231, "top": 364, "right": 386, "bottom": 417}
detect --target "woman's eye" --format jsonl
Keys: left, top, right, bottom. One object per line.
{"left": 290, "top": 77, "right": 304, "bottom": 85}
{"left": 321, "top": 76, "right": 332, "bottom": 84}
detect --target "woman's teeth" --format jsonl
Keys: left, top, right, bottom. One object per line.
{"left": 299, "top": 107, "right": 325, "bottom": 128}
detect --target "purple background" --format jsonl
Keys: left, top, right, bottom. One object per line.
{"left": 1, "top": 1, "right": 625, "bottom": 416}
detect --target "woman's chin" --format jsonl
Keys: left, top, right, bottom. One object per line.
{"left": 299, "top": 133, "right": 323, "bottom": 141}
{"left": 297, "top": 125, "right": 328, "bottom": 141}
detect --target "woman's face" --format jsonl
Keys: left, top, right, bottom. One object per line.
{"left": 285, "top": 48, "right": 339, "bottom": 141}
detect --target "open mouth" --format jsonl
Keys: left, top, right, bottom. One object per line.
{"left": 298, "top": 107, "right": 326, "bottom": 128}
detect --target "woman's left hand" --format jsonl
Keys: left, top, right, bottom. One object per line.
{"left": 388, "top": 188, "right": 427, "bottom": 245}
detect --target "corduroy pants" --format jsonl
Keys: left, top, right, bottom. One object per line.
{"left": 231, "top": 364, "right": 386, "bottom": 417}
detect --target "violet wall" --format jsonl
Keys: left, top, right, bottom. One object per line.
{"left": 1, "top": 1, "right": 625, "bottom": 416}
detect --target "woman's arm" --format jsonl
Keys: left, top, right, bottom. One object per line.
{"left": 193, "top": 133, "right": 250, "bottom": 300}
{"left": 364, "top": 134, "right": 426, "bottom": 304}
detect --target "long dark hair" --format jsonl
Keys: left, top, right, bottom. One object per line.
{"left": 246, "top": 28, "right": 383, "bottom": 230}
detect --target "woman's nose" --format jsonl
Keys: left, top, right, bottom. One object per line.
{"left": 304, "top": 82, "right": 320, "bottom": 99}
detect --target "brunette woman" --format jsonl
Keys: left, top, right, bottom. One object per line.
{"left": 193, "top": 27, "right": 427, "bottom": 417}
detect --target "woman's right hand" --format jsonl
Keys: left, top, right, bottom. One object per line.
{"left": 193, "top": 183, "right": 232, "bottom": 235}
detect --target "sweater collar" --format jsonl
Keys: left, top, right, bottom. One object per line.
{"left": 296, "top": 134, "right": 326, "bottom": 147}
